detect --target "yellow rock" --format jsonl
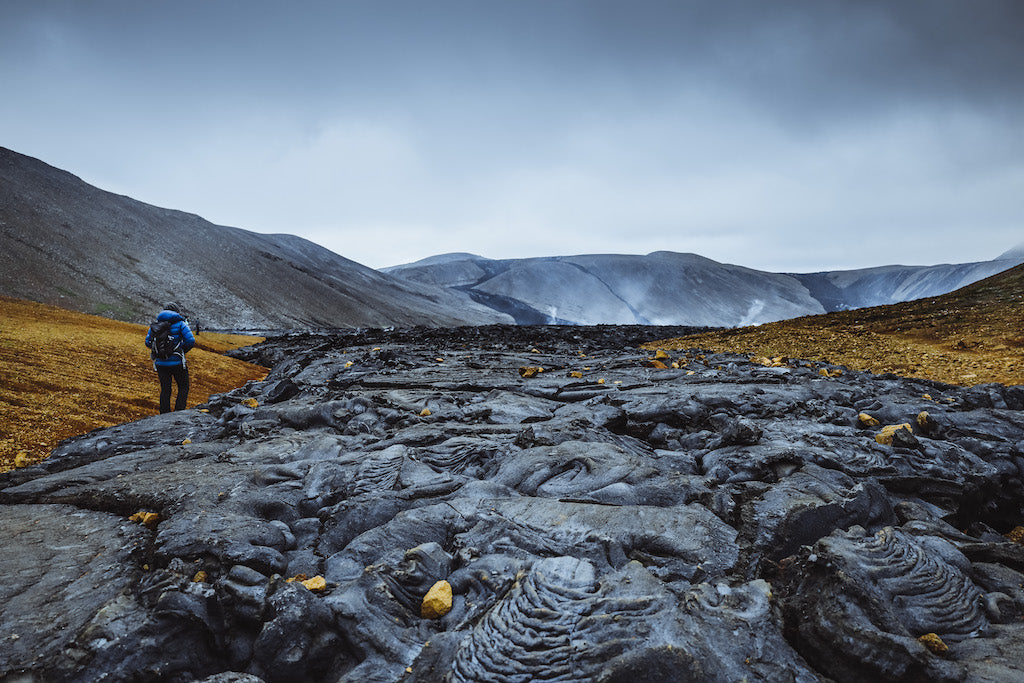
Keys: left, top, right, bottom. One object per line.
{"left": 858, "top": 413, "right": 881, "bottom": 427}
{"left": 647, "top": 360, "right": 668, "bottom": 370}
{"left": 918, "top": 632, "right": 948, "bottom": 655}
{"left": 916, "top": 411, "right": 932, "bottom": 431}
{"left": 242, "top": 398, "right": 259, "bottom": 408}
{"left": 686, "top": 371, "right": 696, "bottom": 376}
{"left": 193, "top": 571, "right": 208, "bottom": 583}
{"left": 518, "top": 366, "right": 543, "bottom": 378}
{"left": 301, "top": 575, "right": 327, "bottom": 592}
{"left": 421, "top": 580, "right": 453, "bottom": 619}
{"left": 597, "top": 378, "right": 606, "bottom": 384}
{"left": 14, "top": 451, "right": 32, "bottom": 468}
{"left": 1005, "top": 526, "right": 1024, "bottom": 544}
{"left": 875, "top": 424, "right": 914, "bottom": 445}
{"left": 569, "top": 371, "right": 583, "bottom": 378}
{"left": 344, "top": 360, "right": 354, "bottom": 368}
{"left": 655, "top": 349, "right": 670, "bottom": 359}
{"left": 182, "top": 439, "right": 192, "bottom": 445}
{"left": 922, "top": 394, "right": 933, "bottom": 401}
{"left": 419, "top": 408, "right": 432, "bottom": 417}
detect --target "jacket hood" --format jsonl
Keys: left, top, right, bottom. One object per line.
{"left": 157, "top": 310, "right": 185, "bottom": 323}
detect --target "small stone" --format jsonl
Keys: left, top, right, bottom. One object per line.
{"left": 654, "top": 349, "right": 670, "bottom": 359}
{"left": 647, "top": 360, "right": 668, "bottom": 369}
{"left": 916, "top": 411, "right": 933, "bottom": 432}
{"left": 918, "top": 632, "right": 948, "bottom": 655}
{"left": 182, "top": 438, "right": 192, "bottom": 445}
{"left": 242, "top": 398, "right": 259, "bottom": 408}
{"left": 13, "top": 451, "right": 32, "bottom": 468}
{"left": 193, "top": 571, "right": 208, "bottom": 583}
{"left": 419, "top": 408, "right": 432, "bottom": 417}
{"left": 421, "top": 580, "right": 452, "bottom": 619}
{"left": 858, "top": 413, "right": 881, "bottom": 427}
{"left": 875, "top": 424, "right": 914, "bottom": 446}
{"left": 518, "top": 366, "right": 543, "bottom": 378}
{"left": 344, "top": 360, "right": 354, "bottom": 368}
{"left": 597, "top": 378, "right": 606, "bottom": 384}
{"left": 569, "top": 371, "right": 583, "bottom": 378}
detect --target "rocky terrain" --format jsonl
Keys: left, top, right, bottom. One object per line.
{"left": 2, "top": 324, "right": 1023, "bottom": 682}
{"left": 383, "top": 248, "right": 1024, "bottom": 326}
{"left": 0, "top": 147, "right": 509, "bottom": 329}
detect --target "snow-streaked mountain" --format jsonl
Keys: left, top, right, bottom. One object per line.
{"left": 385, "top": 249, "right": 1024, "bottom": 326}
{"left": 0, "top": 148, "right": 511, "bottom": 329}
{"left": 998, "top": 241, "right": 1024, "bottom": 261}
{"left": 791, "top": 259, "right": 1024, "bottom": 312}
{"left": 385, "top": 252, "right": 827, "bottom": 326}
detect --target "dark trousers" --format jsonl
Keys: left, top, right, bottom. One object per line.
{"left": 157, "top": 365, "right": 190, "bottom": 413}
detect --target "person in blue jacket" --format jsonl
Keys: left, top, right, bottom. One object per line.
{"left": 144, "top": 302, "right": 196, "bottom": 413}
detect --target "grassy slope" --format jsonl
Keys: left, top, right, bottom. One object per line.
{"left": 0, "top": 296, "right": 268, "bottom": 472}
{"left": 645, "top": 264, "right": 1024, "bottom": 387}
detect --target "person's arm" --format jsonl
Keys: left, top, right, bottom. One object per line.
{"left": 145, "top": 328, "right": 153, "bottom": 349}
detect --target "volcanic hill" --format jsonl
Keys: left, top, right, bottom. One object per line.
{"left": 0, "top": 147, "right": 509, "bottom": 329}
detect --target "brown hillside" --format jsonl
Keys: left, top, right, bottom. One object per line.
{"left": 645, "top": 263, "right": 1024, "bottom": 386}
{"left": 0, "top": 296, "right": 267, "bottom": 472}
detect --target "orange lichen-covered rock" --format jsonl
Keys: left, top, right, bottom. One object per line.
{"left": 918, "top": 632, "right": 948, "bottom": 655}
{"left": 129, "top": 511, "right": 161, "bottom": 528}
{"left": 242, "top": 398, "right": 259, "bottom": 408}
{"left": 301, "top": 575, "right": 327, "bottom": 592}
{"left": 654, "top": 349, "right": 670, "bottom": 359}
{"left": 518, "top": 366, "right": 544, "bottom": 378}
{"left": 646, "top": 360, "right": 668, "bottom": 369}
{"left": 569, "top": 371, "right": 583, "bottom": 378}
{"left": 421, "top": 580, "right": 452, "bottom": 619}
{"left": 419, "top": 408, "right": 432, "bottom": 417}
{"left": 858, "top": 413, "right": 881, "bottom": 428}
{"left": 875, "top": 424, "right": 914, "bottom": 446}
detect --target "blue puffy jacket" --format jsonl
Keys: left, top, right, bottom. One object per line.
{"left": 145, "top": 310, "right": 196, "bottom": 368}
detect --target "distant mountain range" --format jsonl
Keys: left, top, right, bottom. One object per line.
{"left": 0, "top": 147, "right": 510, "bottom": 329}
{"left": 383, "top": 248, "right": 1024, "bottom": 326}
{"left": 2, "top": 146, "right": 1020, "bottom": 329}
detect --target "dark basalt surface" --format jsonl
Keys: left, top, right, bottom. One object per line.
{"left": 2, "top": 324, "right": 1024, "bottom": 682}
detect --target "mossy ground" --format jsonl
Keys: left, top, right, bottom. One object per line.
{"left": 0, "top": 296, "right": 267, "bottom": 472}
{"left": 646, "top": 264, "right": 1024, "bottom": 387}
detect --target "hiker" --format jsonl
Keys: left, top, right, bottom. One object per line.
{"left": 145, "top": 302, "right": 196, "bottom": 413}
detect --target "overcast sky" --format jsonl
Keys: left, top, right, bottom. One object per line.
{"left": 3, "top": 1, "right": 1022, "bottom": 271}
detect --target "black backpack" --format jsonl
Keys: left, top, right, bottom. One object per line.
{"left": 149, "top": 319, "right": 180, "bottom": 360}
